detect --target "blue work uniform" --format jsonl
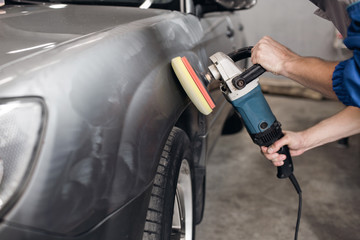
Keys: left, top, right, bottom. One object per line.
{"left": 332, "top": 2, "right": 360, "bottom": 108}
{"left": 310, "top": 0, "right": 360, "bottom": 108}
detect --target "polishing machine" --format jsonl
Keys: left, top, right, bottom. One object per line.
{"left": 171, "top": 47, "right": 302, "bottom": 240}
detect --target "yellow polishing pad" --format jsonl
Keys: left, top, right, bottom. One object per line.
{"left": 171, "top": 57, "right": 213, "bottom": 115}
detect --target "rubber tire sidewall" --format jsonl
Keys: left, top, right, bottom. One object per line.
{"left": 143, "top": 127, "right": 195, "bottom": 240}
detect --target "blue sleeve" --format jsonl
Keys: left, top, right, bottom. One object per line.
{"left": 332, "top": 2, "right": 360, "bottom": 108}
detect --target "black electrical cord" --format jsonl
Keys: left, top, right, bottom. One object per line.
{"left": 289, "top": 174, "right": 302, "bottom": 240}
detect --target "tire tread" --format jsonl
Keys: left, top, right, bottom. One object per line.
{"left": 143, "top": 127, "right": 192, "bottom": 240}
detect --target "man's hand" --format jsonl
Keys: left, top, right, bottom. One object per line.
{"left": 261, "top": 131, "right": 307, "bottom": 166}
{"left": 251, "top": 36, "right": 299, "bottom": 76}
{"left": 251, "top": 35, "right": 338, "bottom": 98}
{"left": 261, "top": 106, "right": 360, "bottom": 167}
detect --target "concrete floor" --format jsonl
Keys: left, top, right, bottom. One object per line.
{"left": 196, "top": 95, "right": 360, "bottom": 240}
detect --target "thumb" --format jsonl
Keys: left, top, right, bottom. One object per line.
{"left": 267, "top": 136, "right": 289, "bottom": 154}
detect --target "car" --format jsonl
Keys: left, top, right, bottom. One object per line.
{"left": 0, "top": 0, "right": 256, "bottom": 239}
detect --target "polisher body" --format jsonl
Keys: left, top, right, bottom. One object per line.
{"left": 231, "top": 85, "right": 276, "bottom": 135}
{"left": 171, "top": 50, "right": 294, "bottom": 178}
{"left": 228, "top": 85, "right": 294, "bottom": 179}
{"left": 208, "top": 52, "right": 293, "bottom": 178}
{"left": 171, "top": 49, "right": 302, "bottom": 239}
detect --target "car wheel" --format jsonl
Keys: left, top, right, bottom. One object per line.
{"left": 143, "top": 127, "right": 195, "bottom": 240}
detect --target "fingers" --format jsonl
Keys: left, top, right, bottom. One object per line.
{"left": 266, "top": 136, "right": 288, "bottom": 154}
{"left": 251, "top": 36, "right": 281, "bottom": 74}
{"left": 251, "top": 36, "right": 269, "bottom": 64}
{"left": 260, "top": 138, "right": 288, "bottom": 167}
{"left": 273, "top": 160, "right": 285, "bottom": 167}
{"left": 260, "top": 130, "right": 306, "bottom": 167}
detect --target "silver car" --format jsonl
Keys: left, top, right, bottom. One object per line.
{"left": 0, "top": 0, "right": 255, "bottom": 239}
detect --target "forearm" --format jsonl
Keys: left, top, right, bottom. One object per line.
{"left": 282, "top": 56, "right": 339, "bottom": 99}
{"left": 301, "top": 106, "right": 360, "bottom": 151}
{"left": 262, "top": 106, "right": 360, "bottom": 166}
{"left": 251, "top": 36, "right": 339, "bottom": 99}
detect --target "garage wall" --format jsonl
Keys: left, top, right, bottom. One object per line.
{"left": 239, "top": 0, "right": 350, "bottom": 63}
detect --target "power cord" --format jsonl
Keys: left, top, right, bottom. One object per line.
{"left": 289, "top": 174, "right": 302, "bottom": 240}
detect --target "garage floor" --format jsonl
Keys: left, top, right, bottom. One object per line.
{"left": 196, "top": 95, "right": 360, "bottom": 240}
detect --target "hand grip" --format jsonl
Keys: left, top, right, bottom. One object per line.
{"left": 228, "top": 46, "right": 253, "bottom": 62}
{"left": 276, "top": 145, "right": 294, "bottom": 179}
{"left": 232, "top": 64, "right": 266, "bottom": 89}
{"left": 228, "top": 46, "right": 267, "bottom": 87}
{"left": 240, "top": 64, "right": 266, "bottom": 84}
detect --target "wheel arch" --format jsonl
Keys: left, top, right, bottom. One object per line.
{"left": 174, "top": 105, "right": 208, "bottom": 225}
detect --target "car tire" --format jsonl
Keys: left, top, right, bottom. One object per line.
{"left": 143, "top": 127, "right": 195, "bottom": 240}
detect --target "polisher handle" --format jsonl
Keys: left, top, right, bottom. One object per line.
{"left": 240, "top": 64, "right": 266, "bottom": 84}
{"left": 228, "top": 46, "right": 253, "bottom": 62}
{"left": 232, "top": 64, "right": 266, "bottom": 89}
{"left": 227, "top": 46, "right": 267, "bottom": 77}
{"left": 228, "top": 46, "right": 267, "bottom": 89}
{"left": 276, "top": 145, "right": 294, "bottom": 179}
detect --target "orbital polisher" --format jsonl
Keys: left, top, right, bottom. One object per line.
{"left": 171, "top": 47, "right": 302, "bottom": 240}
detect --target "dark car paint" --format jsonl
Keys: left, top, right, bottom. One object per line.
{"left": 1, "top": 187, "right": 152, "bottom": 239}
{"left": 0, "top": 2, "right": 246, "bottom": 239}
{"left": 0, "top": 5, "right": 167, "bottom": 65}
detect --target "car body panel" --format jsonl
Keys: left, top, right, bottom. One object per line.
{"left": 0, "top": 5, "right": 167, "bottom": 65}
{"left": 0, "top": 187, "right": 152, "bottom": 240}
{"left": 0, "top": 2, "right": 247, "bottom": 239}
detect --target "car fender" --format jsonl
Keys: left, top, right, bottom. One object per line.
{"left": 0, "top": 11, "right": 207, "bottom": 236}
